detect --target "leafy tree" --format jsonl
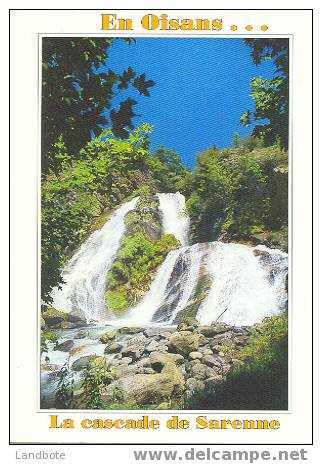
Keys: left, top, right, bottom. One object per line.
{"left": 41, "top": 124, "right": 154, "bottom": 303}
{"left": 186, "top": 148, "right": 236, "bottom": 242}
{"left": 240, "top": 39, "right": 289, "bottom": 148}
{"left": 42, "top": 37, "right": 154, "bottom": 173}
{"left": 151, "top": 146, "right": 188, "bottom": 192}
{"left": 186, "top": 140, "right": 288, "bottom": 244}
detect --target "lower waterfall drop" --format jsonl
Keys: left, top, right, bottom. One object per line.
{"left": 196, "top": 242, "right": 288, "bottom": 326}
{"left": 50, "top": 197, "right": 139, "bottom": 323}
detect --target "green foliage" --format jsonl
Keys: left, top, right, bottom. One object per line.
{"left": 54, "top": 363, "right": 74, "bottom": 408}
{"left": 81, "top": 358, "right": 110, "bottom": 409}
{"left": 192, "top": 314, "right": 288, "bottom": 410}
{"left": 41, "top": 125, "right": 154, "bottom": 303}
{"left": 239, "top": 314, "right": 288, "bottom": 363}
{"left": 186, "top": 140, "right": 288, "bottom": 245}
{"left": 151, "top": 146, "right": 189, "bottom": 192}
{"left": 241, "top": 39, "right": 289, "bottom": 148}
{"left": 106, "top": 232, "right": 179, "bottom": 312}
{"left": 42, "top": 37, "right": 154, "bottom": 173}
{"left": 41, "top": 330, "right": 58, "bottom": 353}
{"left": 105, "top": 288, "right": 128, "bottom": 313}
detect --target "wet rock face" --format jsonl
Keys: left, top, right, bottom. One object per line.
{"left": 124, "top": 198, "right": 162, "bottom": 242}
{"left": 151, "top": 243, "right": 213, "bottom": 324}
{"left": 54, "top": 340, "right": 74, "bottom": 352}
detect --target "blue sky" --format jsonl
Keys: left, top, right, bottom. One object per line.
{"left": 104, "top": 38, "right": 275, "bottom": 168}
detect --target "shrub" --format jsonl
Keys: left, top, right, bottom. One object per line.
{"left": 81, "top": 358, "right": 111, "bottom": 409}
{"left": 191, "top": 314, "right": 288, "bottom": 410}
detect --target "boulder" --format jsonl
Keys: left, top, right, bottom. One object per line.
{"left": 204, "top": 375, "right": 222, "bottom": 392}
{"left": 211, "top": 345, "right": 222, "bottom": 354}
{"left": 190, "top": 363, "right": 208, "bottom": 380}
{"left": 185, "top": 377, "right": 205, "bottom": 398}
{"left": 40, "top": 317, "right": 46, "bottom": 330}
{"left": 234, "top": 335, "right": 249, "bottom": 346}
{"left": 101, "top": 362, "right": 185, "bottom": 406}
{"left": 189, "top": 359, "right": 201, "bottom": 367}
{"left": 167, "top": 331, "right": 199, "bottom": 357}
{"left": 177, "top": 317, "right": 199, "bottom": 332}
{"left": 66, "top": 309, "right": 87, "bottom": 324}
{"left": 197, "top": 334, "right": 209, "bottom": 346}
{"left": 42, "top": 308, "right": 67, "bottom": 327}
{"left": 197, "top": 326, "right": 219, "bottom": 337}
{"left": 122, "top": 345, "right": 145, "bottom": 360}
{"left": 119, "top": 327, "right": 144, "bottom": 335}
{"left": 149, "top": 351, "right": 184, "bottom": 372}
{"left": 202, "top": 354, "right": 221, "bottom": 368}
{"left": 209, "top": 322, "right": 231, "bottom": 334}
{"left": 54, "top": 339, "right": 74, "bottom": 352}
{"left": 145, "top": 340, "right": 168, "bottom": 353}
{"left": 61, "top": 321, "right": 82, "bottom": 329}
{"left": 127, "top": 335, "right": 148, "bottom": 346}
{"left": 143, "top": 327, "right": 175, "bottom": 338}
{"left": 200, "top": 348, "right": 213, "bottom": 356}
{"left": 99, "top": 330, "right": 119, "bottom": 344}
{"left": 121, "top": 335, "right": 149, "bottom": 360}
{"left": 104, "top": 343, "right": 122, "bottom": 354}
{"left": 185, "top": 378, "right": 206, "bottom": 407}
{"left": 71, "top": 355, "right": 103, "bottom": 371}
{"left": 189, "top": 351, "right": 203, "bottom": 360}
{"left": 74, "top": 330, "right": 88, "bottom": 339}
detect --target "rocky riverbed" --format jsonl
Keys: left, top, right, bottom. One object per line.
{"left": 41, "top": 314, "right": 257, "bottom": 410}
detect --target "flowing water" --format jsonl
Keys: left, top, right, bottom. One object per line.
{"left": 116, "top": 243, "right": 204, "bottom": 326}
{"left": 42, "top": 192, "right": 288, "bottom": 406}
{"left": 157, "top": 192, "right": 190, "bottom": 246}
{"left": 51, "top": 197, "right": 139, "bottom": 323}
{"left": 196, "top": 242, "right": 288, "bottom": 326}
{"left": 50, "top": 192, "right": 288, "bottom": 327}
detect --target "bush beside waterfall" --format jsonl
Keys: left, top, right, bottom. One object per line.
{"left": 185, "top": 140, "right": 288, "bottom": 250}
{"left": 105, "top": 193, "right": 181, "bottom": 314}
{"left": 189, "top": 314, "right": 288, "bottom": 410}
{"left": 41, "top": 125, "right": 188, "bottom": 304}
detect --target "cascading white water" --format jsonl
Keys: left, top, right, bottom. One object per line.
{"left": 50, "top": 191, "right": 288, "bottom": 328}
{"left": 196, "top": 242, "right": 288, "bottom": 326}
{"left": 51, "top": 197, "right": 139, "bottom": 323}
{"left": 117, "top": 243, "right": 204, "bottom": 326}
{"left": 157, "top": 192, "right": 190, "bottom": 246}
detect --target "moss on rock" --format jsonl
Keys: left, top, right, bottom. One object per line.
{"left": 105, "top": 192, "right": 180, "bottom": 315}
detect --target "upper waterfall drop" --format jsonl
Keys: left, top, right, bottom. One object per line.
{"left": 50, "top": 197, "right": 139, "bottom": 323}
{"left": 157, "top": 192, "right": 190, "bottom": 246}
{"left": 196, "top": 242, "right": 288, "bottom": 326}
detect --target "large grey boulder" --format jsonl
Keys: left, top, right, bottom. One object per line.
{"left": 54, "top": 340, "right": 74, "bottom": 352}
{"left": 66, "top": 309, "right": 87, "bottom": 324}
{"left": 71, "top": 355, "right": 103, "bottom": 371}
{"left": 100, "top": 330, "right": 119, "bottom": 344}
{"left": 167, "top": 331, "right": 199, "bottom": 357}
{"left": 104, "top": 343, "right": 122, "bottom": 354}
{"left": 101, "top": 362, "right": 185, "bottom": 406}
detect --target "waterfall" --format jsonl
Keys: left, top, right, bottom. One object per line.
{"left": 51, "top": 197, "right": 139, "bottom": 322}
{"left": 119, "top": 244, "right": 205, "bottom": 326}
{"left": 157, "top": 192, "right": 190, "bottom": 245}
{"left": 50, "top": 191, "right": 288, "bottom": 328}
{"left": 196, "top": 242, "right": 288, "bottom": 326}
